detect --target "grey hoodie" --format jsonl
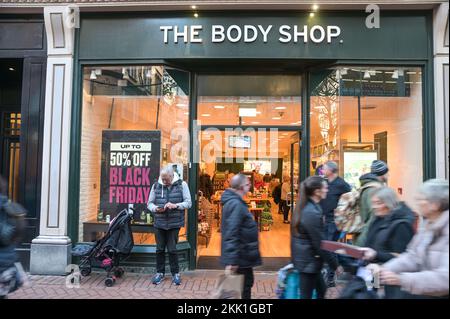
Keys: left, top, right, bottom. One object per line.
{"left": 147, "top": 172, "right": 192, "bottom": 213}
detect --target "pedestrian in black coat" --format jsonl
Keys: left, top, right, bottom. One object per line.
{"left": 360, "top": 187, "right": 415, "bottom": 299}
{"left": 221, "top": 174, "right": 262, "bottom": 299}
{"left": 320, "top": 161, "right": 351, "bottom": 286}
{"left": 291, "top": 176, "right": 341, "bottom": 299}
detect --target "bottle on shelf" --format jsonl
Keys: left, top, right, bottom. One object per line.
{"left": 146, "top": 213, "right": 153, "bottom": 225}
{"left": 97, "top": 210, "right": 103, "bottom": 222}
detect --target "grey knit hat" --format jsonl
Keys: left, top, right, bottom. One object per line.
{"left": 371, "top": 160, "right": 389, "bottom": 176}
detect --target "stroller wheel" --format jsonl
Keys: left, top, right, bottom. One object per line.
{"left": 114, "top": 268, "right": 124, "bottom": 278}
{"left": 80, "top": 268, "right": 91, "bottom": 277}
{"left": 105, "top": 277, "right": 115, "bottom": 287}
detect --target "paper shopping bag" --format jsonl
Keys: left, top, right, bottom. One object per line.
{"left": 212, "top": 271, "right": 244, "bottom": 299}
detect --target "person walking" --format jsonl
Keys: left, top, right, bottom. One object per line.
{"left": 0, "top": 176, "right": 27, "bottom": 299}
{"left": 320, "top": 161, "right": 351, "bottom": 287}
{"left": 375, "top": 179, "right": 449, "bottom": 298}
{"left": 360, "top": 187, "right": 415, "bottom": 298}
{"left": 355, "top": 160, "right": 389, "bottom": 246}
{"left": 291, "top": 176, "right": 342, "bottom": 299}
{"left": 147, "top": 166, "right": 192, "bottom": 285}
{"left": 220, "top": 174, "right": 262, "bottom": 299}
{"left": 281, "top": 175, "right": 291, "bottom": 224}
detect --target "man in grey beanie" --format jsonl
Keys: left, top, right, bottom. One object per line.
{"left": 354, "top": 160, "right": 389, "bottom": 246}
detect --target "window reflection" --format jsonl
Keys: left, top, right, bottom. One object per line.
{"left": 310, "top": 67, "right": 423, "bottom": 208}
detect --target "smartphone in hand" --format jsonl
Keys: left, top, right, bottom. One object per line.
{"left": 156, "top": 206, "right": 165, "bottom": 213}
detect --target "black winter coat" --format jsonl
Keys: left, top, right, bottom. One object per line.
{"left": 320, "top": 176, "right": 351, "bottom": 222}
{"left": 365, "top": 202, "right": 415, "bottom": 263}
{"left": 272, "top": 185, "right": 282, "bottom": 205}
{"left": 364, "top": 202, "right": 415, "bottom": 299}
{"left": 220, "top": 189, "right": 262, "bottom": 268}
{"left": 291, "top": 200, "right": 338, "bottom": 274}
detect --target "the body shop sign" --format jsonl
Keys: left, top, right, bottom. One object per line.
{"left": 100, "top": 130, "right": 161, "bottom": 216}
{"left": 160, "top": 24, "right": 342, "bottom": 44}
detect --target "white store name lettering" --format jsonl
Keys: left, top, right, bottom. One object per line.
{"left": 160, "top": 25, "right": 342, "bottom": 44}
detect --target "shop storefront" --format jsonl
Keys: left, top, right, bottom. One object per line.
{"left": 68, "top": 11, "right": 435, "bottom": 271}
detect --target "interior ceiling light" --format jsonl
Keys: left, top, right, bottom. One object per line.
{"left": 312, "top": 4, "right": 319, "bottom": 11}
{"left": 309, "top": 12, "right": 315, "bottom": 18}
{"left": 194, "top": 13, "right": 199, "bottom": 18}
{"left": 392, "top": 70, "right": 399, "bottom": 79}
{"left": 239, "top": 104, "right": 257, "bottom": 117}
{"left": 201, "top": 114, "right": 210, "bottom": 117}
{"left": 214, "top": 105, "right": 225, "bottom": 109}
{"left": 90, "top": 70, "right": 97, "bottom": 80}
{"left": 275, "top": 106, "right": 286, "bottom": 110}
{"left": 191, "top": 5, "right": 197, "bottom": 9}
{"left": 8, "top": 67, "right": 15, "bottom": 71}
{"left": 363, "top": 71, "right": 371, "bottom": 79}
{"left": 272, "top": 117, "right": 281, "bottom": 120}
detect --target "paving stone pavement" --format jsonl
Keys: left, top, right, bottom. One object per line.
{"left": 8, "top": 270, "right": 343, "bottom": 299}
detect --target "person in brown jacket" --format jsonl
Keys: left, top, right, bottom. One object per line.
{"left": 375, "top": 179, "right": 449, "bottom": 298}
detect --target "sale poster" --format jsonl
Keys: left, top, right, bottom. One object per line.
{"left": 100, "top": 130, "right": 161, "bottom": 217}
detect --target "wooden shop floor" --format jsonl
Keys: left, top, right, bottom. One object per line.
{"left": 197, "top": 199, "right": 291, "bottom": 258}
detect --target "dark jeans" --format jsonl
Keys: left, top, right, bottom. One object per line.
{"left": 155, "top": 227, "right": 180, "bottom": 275}
{"left": 323, "top": 220, "right": 340, "bottom": 282}
{"left": 300, "top": 272, "right": 327, "bottom": 299}
{"left": 324, "top": 219, "right": 340, "bottom": 242}
{"left": 281, "top": 200, "right": 290, "bottom": 221}
{"left": 237, "top": 267, "right": 254, "bottom": 299}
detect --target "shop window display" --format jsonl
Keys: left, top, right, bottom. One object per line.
{"left": 79, "top": 65, "right": 190, "bottom": 245}
{"left": 310, "top": 67, "right": 423, "bottom": 208}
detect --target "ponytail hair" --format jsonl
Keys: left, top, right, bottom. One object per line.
{"left": 291, "top": 175, "right": 325, "bottom": 236}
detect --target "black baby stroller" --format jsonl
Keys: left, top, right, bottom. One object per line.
{"left": 72, "top": 209, "right": 134, "bottom": 287}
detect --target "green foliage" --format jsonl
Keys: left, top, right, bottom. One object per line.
{"left": 261, "top": 211, "right": 273, "bottom": 220}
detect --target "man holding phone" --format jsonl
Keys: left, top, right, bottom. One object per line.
{"left": 147, "top": 165, "right": 192, "bottom": 285}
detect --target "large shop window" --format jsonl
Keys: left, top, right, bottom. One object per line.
{"left": 79, "top": 66, "right": 190, "bottom": 245}
{"left": 310, "top": 67, "right": 423, "bottom": 208}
